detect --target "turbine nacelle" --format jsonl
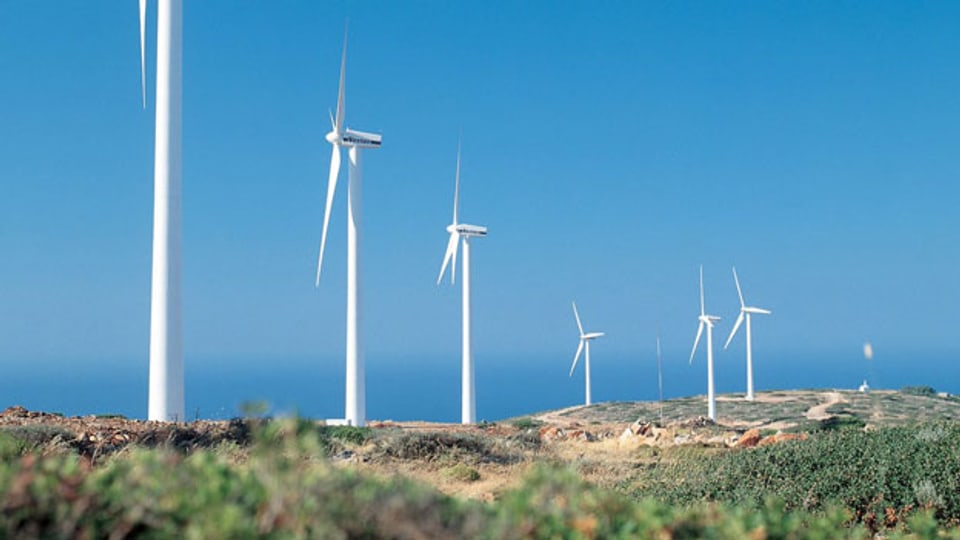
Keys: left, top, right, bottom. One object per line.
{"left": 699, "top": 314, "right": 720, "bottom": 325}
{"left": 744, "top": 306, "right": 772, "bottom": 315}
{"left": 581, "top": 332, "right": 605, "bottom": 340}
{"left": 455, "top": 224, "right": 488, "bottom": 237}
{"left": 341, "top": 128, "right": 382, "bottom": 148}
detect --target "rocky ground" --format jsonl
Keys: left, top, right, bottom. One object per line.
{"left": 2, "top": 388, "right": 958, "bottom": 500}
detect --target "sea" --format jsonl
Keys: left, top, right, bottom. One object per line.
{"left": 1, "top": 351, "right": 957, "bottom": 422}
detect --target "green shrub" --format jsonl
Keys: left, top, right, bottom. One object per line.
{"left": 94, "top": 413, "right": 127, "bottom": 420}
{"left": 319, "top": 425, "right": 371, "bottom": 447}
{"left": 0, "top": 425, "right": 75, "bottom": 452}
{"left": 375, "top": 431, "right": 500, "bottom": 463}
{"left": 818, "top": 414, "right": 866, "bottom": 431}
{"left": 442, "top": 463, "right": 480, "bottom": 482}
{"left": 902, "top": 386, "right": 938, "bottom": 397}
{"left": 510, "top": 417, "right": 543, "bottom": 430}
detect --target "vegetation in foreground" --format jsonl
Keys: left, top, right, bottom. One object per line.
{"left": 4, "top": 389, "right": 960, "bottom": 538}
{"left": 634, "top": 423, "right": 960, "bottom": 533}
{"left": 1, "top": 418, "right": 960, "bottom": 538}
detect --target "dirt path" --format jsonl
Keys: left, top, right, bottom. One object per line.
{"left": 533, "top": 405, "right": 588, "bottom": 427}
{"left": 805, "top": 391, "right": 845, "bottom": 421}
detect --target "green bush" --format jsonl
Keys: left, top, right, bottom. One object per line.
{"left": 318, "top": 425, "right": 371, "bottom": 447}
{"left": 818, "top": 414, "right": 866, "bottom": 431}
{"left": 0, "top": 425, "right": 75, "bottom": 458}
{"left": 442, "top": 463, "right": 481, "bottom": 482}
{"left": 511, "top": 417, "right": 543, "bottom": 430}
{"left": 375, "top": 431, "right": 495, "bottom": 462}
{"left": 902, "top": 386, "right": 938, "bottom": 397}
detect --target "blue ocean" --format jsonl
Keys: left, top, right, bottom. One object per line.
{"left": 1, "top": 351, "right": 956, "bottom": 422}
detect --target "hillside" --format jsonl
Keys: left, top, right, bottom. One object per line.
{"left": 3, "top": 388, "right": 960, "bottom": 536}
{"left": 3, "top": 388, "right": 958, "bottom": 502}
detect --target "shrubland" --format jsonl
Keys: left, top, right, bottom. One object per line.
{"left": 4, "top": 389, "right": 960, "bottom": 539}
{"left": 1, "top": 416, "right": 960, "bottom": 538}
{"left": 634, "top": 422, "right": 960, "bottom": 534}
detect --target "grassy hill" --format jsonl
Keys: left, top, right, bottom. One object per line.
{"left": 535, "top": 388, "right": 960, "bottom": 429}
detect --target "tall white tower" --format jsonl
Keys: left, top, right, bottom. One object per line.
{"left": 146, "top": 0, "right": 184, "bottom": 422}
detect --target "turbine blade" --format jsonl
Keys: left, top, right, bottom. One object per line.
{"left": 724, "top": 312, "right": 745, "bottom": 350}
{"left": 569, "top": 340, "right": 585, "bottom": 376}
{"left": 316, "top": 144, "right": 341, "bottom": 286}
{"left": 733, "top": 267, "right": 745, "bottom": 308}
{"left": 452, "top": 139, "right": 461, "bottom": 225}
{"left": 436, "top": 231, "right": 459, "bottom": 285}
{"left": 572, "top": 301, "right": 584, "bottom": 336}
{"left": 699, "top": 265, "right": 705, "bottom": 317}
{"left": 335, "top": 25, "right": 347, "bottom": 132}
{"left": 139, "top": 0, "right": 147, "bottom": 108}
{"left": 689, "top": 322, "right": 704, "bottom": 364}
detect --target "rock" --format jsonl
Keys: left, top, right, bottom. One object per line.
{"left": 757, "top": 432, "right": 808, "bottom": 447}
{"left": 679, "top": 416, "right": 716, "bottom": 428}
{"left": 538, "top": 426, "right": 562, "bottom": 441}
{"left": 630, "top": 420, "right": 653, "bottom": 436}
{"left": 1, "top": 406, "right": 29, "bottom": 418}
{"left": 736, "top": 428, "right": 762, "bottom": 448}
{"left": 563, "top": 429, "right": 597, "bottom": 442}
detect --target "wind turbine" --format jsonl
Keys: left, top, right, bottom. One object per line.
{"left": 140, "top": 0, "right": 184, "bottom": 422}
{"left": 436, "top": 141, "right": 487, "bottom": 425}
{"left": 723, "top": 267, "right": 772, "bottom": 401}
{"left": 314, "top": 28, "right": 382, "bottom": 428}
{"left": 569, "top": 302, "right": 604, "bottom": 406}
{"left": 656, "top": 327, "right": 664, "bottom": 426}
{"left": 689, "top": 266, "right": 721, "bottom": 421}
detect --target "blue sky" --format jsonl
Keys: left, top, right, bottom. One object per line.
{"left": 1, "top": 1, "right": 958, "bottom": 379}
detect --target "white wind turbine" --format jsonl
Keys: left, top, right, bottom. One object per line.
{"left": 436, "top": 142, "right": 487, "bottom": 425}
{"left": 315, "top": 28, "right": 382, "bottom": 427}
{"left": 723, "top": 267, "right": 771, "bottom": 401}
{"left": 569, "top": 302, "right": 604, "bottom": 406}
{"left": 140, "top": 0, "right": 184, "bottom": 422}
{"left": 689, "top": 266, "right": 721, "bottom": 421}
{"left": 656, "top": 328, "right": 664, "bottom": 426}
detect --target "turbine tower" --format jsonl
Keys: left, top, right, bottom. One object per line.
{"left": 569, "top": 302, "right": 604, "bottom": 406}
{"left": 689, "top": 266, "right": 721, "bottom": 421}
{"left": 141, "top": 0, "right": 184, "bottom": 422}
{"left": 723, "top": 267, "right": 771, "bottom": 401}
{"left": 436, "top": 141, "right": 487, "bottom": 425}
{"left": 315, "top": 28, "right": 382, "bottom": 427}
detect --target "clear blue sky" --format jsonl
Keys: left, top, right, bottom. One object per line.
{"left": 1, "top": 2, "right": 958, "bottom": 375}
